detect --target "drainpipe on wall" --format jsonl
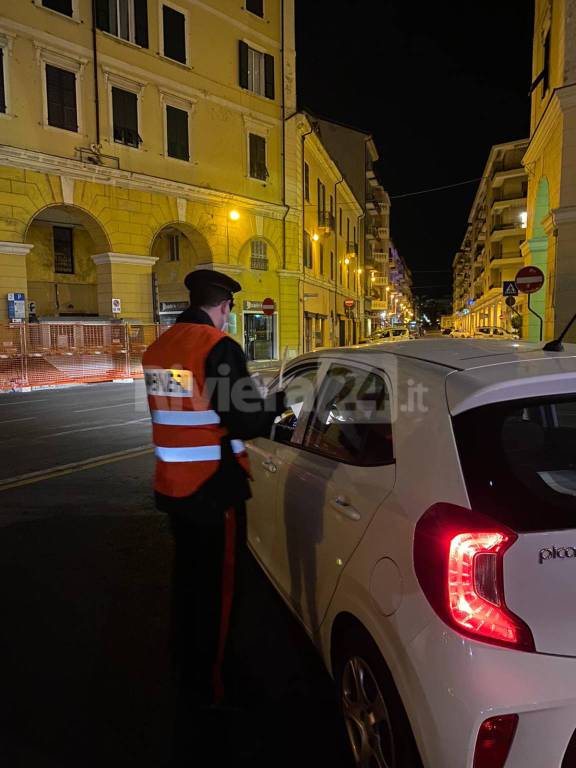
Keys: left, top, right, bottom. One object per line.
{"left": 91, "top": 0, "right": 101, "bottom": 147}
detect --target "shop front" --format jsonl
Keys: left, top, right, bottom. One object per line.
{"left": 242, "top": 300, "right": 278, "bottom": 362}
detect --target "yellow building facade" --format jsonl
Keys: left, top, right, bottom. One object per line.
{"left": 0, "top": 0, "right": 302, "bottom": 360}
{"left": 523, "top": 0, "right": 576, "bottom": 341}
{"left": 453, "top": 141, "right": 529, "bottom": 336}
{"left": 284, "top": 113, "right": 364, "bottom": 351}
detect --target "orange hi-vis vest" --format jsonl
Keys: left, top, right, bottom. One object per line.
{"left": 142, "top": 323, "right": 251, "bottom": 498}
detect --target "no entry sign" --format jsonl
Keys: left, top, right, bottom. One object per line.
{"left": 515, "top": 266, "right": 545, "bottom": 294}
{"left": 262, "top": 297, "right": 275, "bottom": 316}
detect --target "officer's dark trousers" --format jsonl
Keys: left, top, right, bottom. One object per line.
{"left": 168, "top": 502, "right": 247, "bottom": 725}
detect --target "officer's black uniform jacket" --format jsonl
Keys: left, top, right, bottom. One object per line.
{"left": 155, "top": 307, "right": 282, "bottom": 517}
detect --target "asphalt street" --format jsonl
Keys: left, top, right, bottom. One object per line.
{"left": 0, "top": 382, "right": 353, "bottom": 767}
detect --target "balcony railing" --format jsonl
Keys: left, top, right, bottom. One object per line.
{"left": 346, "top": 242, "right": 359, "bottom": 257}
{"left": 318, "top": 211, "right": 335, "bottom": 234}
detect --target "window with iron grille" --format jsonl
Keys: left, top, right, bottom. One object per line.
{"left": 168, "top": 233, "right": 180, "bottom": 262}
{"left": 53, "top": 226, "right": 74, "bottom": 274}
{"left": 162, "top": 4, "right": 186, "bottom": 64}
{"left": 0, "top": 48, "right": 6, "bottom": 114}
{"left": 112, "top": 86, "right": 140, "bottom": 147}
{"left": 42, "top": 0, "right": 73, "bottom": 15}
{"left": 166, "top": 105, "right": 189, "bottom": 160}
{"left": 246, "top": 0, "right": 263, "bottom": 17}
{"left": 46, "top": 65, "right": 77, "bottom": 132}
{"left": 239, "top": 42, "right": 274, "bottom": 99}
{"left": 251, "top": 240, "right": 268, "bottom": 270}
{"left": 249, "top": 133, "right": 268, "bottom": 180}
{"left": 94, "top": 0, "right": 148, "bottom": 47}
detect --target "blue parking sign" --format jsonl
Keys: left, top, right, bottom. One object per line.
{"left": 7, "top": 292, "right": 26, "bottom": 321}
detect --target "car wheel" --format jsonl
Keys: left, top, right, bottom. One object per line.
{"left": 334, "top": 628, "right": 423, "bottom": 768}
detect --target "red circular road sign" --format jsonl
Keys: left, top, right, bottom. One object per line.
{"left": 344, "top": 299, "right": 355, "bottom": 309}
{"left": 262, "top": 297, "right": 275, "bottom": 316}
{"left": 515, "top": 265, "right": 545, "bottom": 294}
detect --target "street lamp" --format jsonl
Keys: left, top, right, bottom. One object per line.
{"left": 227, "top": 208, "right": 241, "bottom": 261}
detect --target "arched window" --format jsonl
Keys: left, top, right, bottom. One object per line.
{"left": 251, "top": 240, "right": 268, "bottom": 270}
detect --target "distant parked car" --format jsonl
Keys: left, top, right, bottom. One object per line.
{"left": 472, "top": 326, "right": 519, "bottom": 340}
{"left": 450, "top": 329, "right": 470, "bottom": 338}
{"left": 370, "top": 327, "right": 412, "bottom": 343}
{"left": 441, "top": 328, "right": 453, "bottom": 336}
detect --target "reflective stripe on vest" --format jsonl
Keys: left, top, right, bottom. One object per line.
{"left": 151, "top": 409, "right": 221, "bottom": 426}
{"left": 156, "top": 441, "right": 246, "bottom": 463}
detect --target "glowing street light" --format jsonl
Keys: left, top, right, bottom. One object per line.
{"left": 312, "top": 232, "right": 320, "bottom": 242}
{"left": 229, "top": 209, "right": 240, "bottom": 221}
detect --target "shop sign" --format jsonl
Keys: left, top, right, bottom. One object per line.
{"left": 111, "top": 298, "right": 122, "bottom": 314}
{"left": 244, "top": 300, "right": 264, "bottom": 311}
{"left": 159, "top": 301, "right": 189, "bottom": 313}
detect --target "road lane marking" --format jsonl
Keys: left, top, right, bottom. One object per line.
{"left": 0, "top": 416, "right": 36, "bottom": 424}
{"left": 0, "top": 398, "right": 52, "bottom": 406}
{"left": 44, "top": 418, "right": 150, "bottom": 438}
{"left": 0, "top": 445, "right": 154, "bottom": 492}
{"left": 73, "top": 402, "right": 135, "bottom": 413}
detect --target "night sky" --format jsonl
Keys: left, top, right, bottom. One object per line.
{"left": 296, "top": 0, "right": 534, "bottom": 298}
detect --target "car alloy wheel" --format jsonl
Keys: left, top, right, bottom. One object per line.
{"left": 341, "top": 655, "right": 396, "bottom": 768}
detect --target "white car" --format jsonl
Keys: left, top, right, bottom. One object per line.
{"left": 370, "top": 327, "right": 412, "bottom": 343}
{"left": 247, "top": 338, "right": 576, "bottom": 768}
{"left": 473, "top": 326, "right": 519, "bottom": 340}
{"left": 450, "top": 328, "right": 470, "bottom": 338}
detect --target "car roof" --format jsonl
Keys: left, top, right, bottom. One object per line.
{"left": 297, "top": 339, "right": 576, "bottom": 413}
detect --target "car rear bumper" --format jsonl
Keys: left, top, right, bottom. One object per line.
{"left": 407, "top": 620, "right": 576, "bottom": 768}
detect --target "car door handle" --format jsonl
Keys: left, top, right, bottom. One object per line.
{"left": 331, "top": 496, "right": 360, "bottom": 521}
{"left": 262, "top": 459, "right": 278, "bottom": 474}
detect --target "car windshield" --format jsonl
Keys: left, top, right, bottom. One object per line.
{"left": 452, "top": 395, "right": 576, "bottom": 531}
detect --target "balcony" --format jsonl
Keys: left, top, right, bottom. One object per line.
{"left": 318, "top": 211, "right": 335, "bottom": 234}
{"left": 490, "top": 222, "right": 526, "bottom": 240}
{"left": 492, "top": 196, "right": 527, "bottom": 212}
{"left": 346, "top": 241, "right": 359, "bottom": 257}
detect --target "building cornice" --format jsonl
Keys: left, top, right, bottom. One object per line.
{"left": 0, "top": 145, "right": 288, "bottom": 220}
{"left": 524, "top": 85, "right": 576, "bottom": 167}
{"left": 0, "top": 241, "right": 34, "bottom": 256}
{"left": 92, "top": 253, "right": 158, "bottom": 266}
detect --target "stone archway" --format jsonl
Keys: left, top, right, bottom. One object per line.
{"left": 24, "top": 204, "right": 111, "bottom": 318}
{"left": 151, "top": 222, "right": 214, "bottom": 318}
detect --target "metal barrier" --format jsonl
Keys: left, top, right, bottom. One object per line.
{"left": 0, "top": 322, "right": 167, "bottom": 392}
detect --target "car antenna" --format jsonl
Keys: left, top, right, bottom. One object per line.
{"left": 542, "top": 311, "right": 576, "bottom": 352}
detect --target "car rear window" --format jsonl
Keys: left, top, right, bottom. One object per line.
{"left": 452, "top": 395, "right": 576, "bottom": 531}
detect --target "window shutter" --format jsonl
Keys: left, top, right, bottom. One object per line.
{"left": 163, "top": 6, "right": 186, "bottom": 63}
{"left": 239, "top": 41, "right": 249, "bottom": 89}
{"left": 246, "top": 0, "right": 264, "bottom": 17}
{"left": 61, "top": 69, "right": 77, "bottom": 131}
{"left": 112, "top": 87, "right": 139, "bottom": 146}
{"left": 46, "top": 65, "right": 77, "bottom": 132}
{"left": 134, "top": 0, "right": 149, "bottom": 48}
{"left": 264, "top": 53, "right": 275, "bottom": 99}
{"left": 249, "top": 133, "right": 266, "bottom": 179}
{"left": 42, "top": 0, "right": 73, "bottom": 16}
{"left": 0, "top": 49, "right": 6, "bottom": 114}
{"left": 94, "top": 0, "right": 110, "bottom": 32}
{"left": 167, "top": 105, "right": 189, "bottom": 161}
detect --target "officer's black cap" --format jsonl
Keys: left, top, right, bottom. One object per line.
{"left": 184, "top": 269, "right": 241, "bottom": 296}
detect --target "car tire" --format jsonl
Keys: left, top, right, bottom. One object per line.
{"left": 334, "top": 627, "right": 423, "bottom": 768}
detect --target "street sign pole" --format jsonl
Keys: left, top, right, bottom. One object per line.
{"left": 528, "top": 293, "right": 543, "bottom": 342}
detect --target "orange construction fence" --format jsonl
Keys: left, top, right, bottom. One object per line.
{"left": 0, "top": 322, "right": 168, "bottom": 391}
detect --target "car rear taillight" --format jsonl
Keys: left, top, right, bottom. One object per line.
{"left": 473, "top": 714, "right": 518, "bottom": 768}
{"left": 414, "top": 503, "right": 535, "bottom": 651}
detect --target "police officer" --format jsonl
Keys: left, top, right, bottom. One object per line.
{"left": 142, "top": 270, "right": 285, "bottom": 763}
